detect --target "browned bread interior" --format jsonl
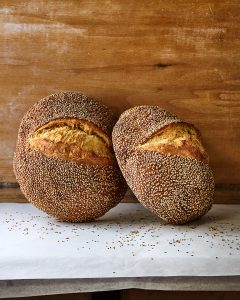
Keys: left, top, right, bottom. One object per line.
{"left": 139, "top": 122, "right": 209, "bottom": 163}
{"left": 28, "top": 118, "right": 115, "bottom": 166}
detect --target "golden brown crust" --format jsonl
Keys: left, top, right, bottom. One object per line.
{"left": 28, "top": 118, "right": 115, "bottom": 166}
{"left": 13, "top": 92, "right": 127, "bottom": 222}
{"left": 34, "top": 118, "right": 112, "bottom": 147}
{"left": 112, "top": 106, "right": 182, "bottom": 165}
{"left": 112, "top": 105, "right": 214, "bottom": 225}
{"left": 139, "top": 122, "right": 209, "bottom": 163}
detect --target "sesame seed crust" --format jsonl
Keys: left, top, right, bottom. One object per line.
{"left": 13, "top": 92, "right": 127, "bottom": 222}
{"left": 112, "top": 106, "right": 181, "bottom": 165}
{"left": 112, "top": 106, "right": 214, "bottom": 225}
{"left": 18, "top": 91, "right": 117, "bottom": 141}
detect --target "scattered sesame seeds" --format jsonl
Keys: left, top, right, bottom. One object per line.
{"left": 1, "top": 203, "right": 239, "bottom": 261}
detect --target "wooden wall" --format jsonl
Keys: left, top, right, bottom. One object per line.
{"left": 3, "top": 290, "right": 240, "bottom": 300}
{"left": 0, "top": 0, "right": 239, "bottom": 203}
{"left": 3, "top": 293, "right": 90, "bottom": 300}
{"left": 122, "top": 290, "right": 240, "bottom": 300}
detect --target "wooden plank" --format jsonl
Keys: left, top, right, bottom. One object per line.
{"left": 0, "top": 0, "right": 239, "bottom": 202}
{"left": 5, "top": 292, "right": 91, "bottom": 300}
{"left": 0, "top": 185, "right": 239, "bottom": 204}
{"left": 122, "top": 290, "right": 240, "bottom": 300}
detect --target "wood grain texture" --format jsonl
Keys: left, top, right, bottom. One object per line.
{"left": 122, "top": 290, "right": 240, "bottom": 300}
{"left": 4, "top": 294, "right": 91, "bottom": 300}
{"left": 0, "top": 0, "right": 239, "bottom": 202}
{"left": 3, "top": 293, "right": 90, "bottom": 300}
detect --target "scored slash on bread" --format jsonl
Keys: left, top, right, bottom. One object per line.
{"left": 28, "top": 118, "right": 115, "bottom": 166}
{"left": 139, "top": 122, "right": 209, "bottom": 163}
{"left": 112, "top": 105, "right": 214, "bottom": 225}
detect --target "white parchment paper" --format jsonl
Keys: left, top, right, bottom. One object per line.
{"left": 0, "top": 203, "right": 239, "bottom": 279}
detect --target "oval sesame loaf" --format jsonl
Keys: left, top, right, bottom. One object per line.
{"left": 112, "top": 106, "right": 214, "bottom": 225}
{"left": 13, "top": 92, "right": 127, "bottom": 222}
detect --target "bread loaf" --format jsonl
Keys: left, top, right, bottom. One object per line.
{"left": 112, "top": 106, "right": 214, "bottom": 224}
{"left": 13, "top": 92, "right": 127, "bottom": 222}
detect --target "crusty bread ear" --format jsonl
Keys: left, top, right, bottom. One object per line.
{"left": 13, "top": 92, "right": 127, "bottom": 222}
{"left": 28, "top": 118, "right": 115, "bottom": 166}
{"left": 112, "top": 105, "right": 214, "bottom": 225}
{"left": 139, "top": 122, "right": 209, "bottom": 163}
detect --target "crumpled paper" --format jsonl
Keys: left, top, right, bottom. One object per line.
{"left": 0, "top": 203, "right": 239, "bottom": 279}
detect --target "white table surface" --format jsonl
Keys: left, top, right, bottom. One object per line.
{"left": 0, "top": 203, "right": 240, "bottom": 297}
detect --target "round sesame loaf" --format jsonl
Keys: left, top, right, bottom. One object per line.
{"left": 112, "top": 106, "right": 214, "bottom": 224}
{"left": 13, "top": 92, "right": 127, "bottom": 222}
